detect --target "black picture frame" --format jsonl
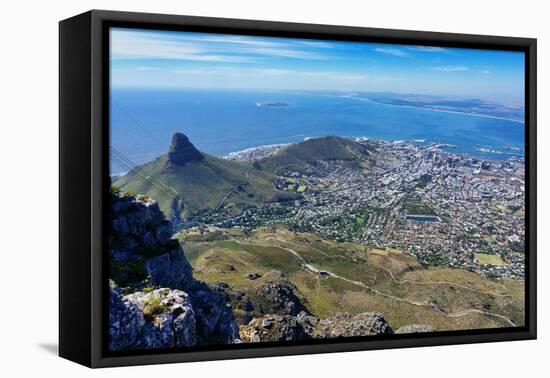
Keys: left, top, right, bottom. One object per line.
{"left": 59, "top": 9, "right": 537, "bottom": 368}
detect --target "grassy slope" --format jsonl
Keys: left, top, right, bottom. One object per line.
{"left": 114, "top": 154, "right": 278, "bottom": 216}
{"left": 115, "top": 136, "right": 371, "bottom": 216}
{"left": 181, "top": 228, "right": 524, "bottom": 330}
{"left": 257, "top": 136, "right": 371, "bottom": 173}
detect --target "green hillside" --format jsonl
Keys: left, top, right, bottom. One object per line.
{"left": 114, "top": 134, "right": 372, "bottom": 219}
{"left": 115, "top": 153, "right": 280, "bottom": 217}
{"left": 257, "top": 135, "right": 371, "bottom": 173}
{"left": 182, "top": 228, "right": 524, "bottom": 330}
{"left": 114, "top": 133, "right": 284, "bottom": 218}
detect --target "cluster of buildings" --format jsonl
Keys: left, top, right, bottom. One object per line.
{"left": 223, "top": 143, "right": 289, "bottom": 161}
{"left": 212, "top": 139, "right": 526, "bottom": 279}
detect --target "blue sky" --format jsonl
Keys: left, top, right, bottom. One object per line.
{"left": 110, "top": 28, "right": 525, "bottom": 103}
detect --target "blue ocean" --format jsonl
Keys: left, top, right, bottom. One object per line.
{"left": 110, "top": 89, "right": 525, "bottom": 174}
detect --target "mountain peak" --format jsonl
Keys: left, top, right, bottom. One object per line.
{"left": 167, "top": 133, "right": 203, "bottom": 165}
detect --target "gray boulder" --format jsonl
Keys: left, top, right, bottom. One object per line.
{"left": 109, "top": 285, "right": 197, "bottom": 351}
{"left": 190, "top": 282, "right": 239, "bottom": 344}
{"left": 108, "top": 284, "right": 144, "bottom": 351}
{"left": 313, "top": 312, "right": 393, "bottom": 338}
{"left": 239, "top": 314, "right": 309, "bottom": 342}
{"left": 145, "top": 248, "right": 193, "bottom": 291}
{"left": 395, "top": 324, "right": 435, "bottom": 334}
{"left": 255, "top": 277, "right": 305, "bottom": 316}
{"left": 229, "top": 270, "right": 308, "bottom": 326}
{"left": 239, "top": 311, "right": 393, "bottom": 343}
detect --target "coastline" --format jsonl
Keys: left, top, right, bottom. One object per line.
{"left": 222, "top": 136, "right": 524, "bottom": 163}
{"left": 337, "top": 95, "right": 525, "bottom": 124}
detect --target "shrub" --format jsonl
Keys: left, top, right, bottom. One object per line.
{"left": 137, "top": 194, "right": 150, "bottom": 202}
{"left": 143, "top": 296, "right": 166, "bottom": 318}
{"left": 110, "top": 185, "right": 121, "bottom": 196}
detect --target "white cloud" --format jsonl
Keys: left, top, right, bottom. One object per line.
{"left": 408, "top": 46, "right": 447, "bottom": 52}
{"left": 254, "top": 68, "right": 295, "bottom": 76}
{"left": 184, "top": 34, "right": 335, "bottom": 50}
{"left": 433, "top": 65, "right": 468, "bottom": 72}
{"left": 480, "top": 70, "right": 492, "bottom": 74}
{"left": 296, "top": 40, "right": 335, "bottom": 48}
{"left": 330, "top": 74, "right": 368, "bottom": 81}
{"left": 170, "top": 67, "right": 367, "bottom": 81}
{"left": 238, "top": 46, "right": 326, "bottom": 59}
{"left": 111, "top": 30, "right": 256, "bottom": 63}
{"left": 111, "top": 29, "right": 327, "bottom": 62}
{"left": 144, "top": 66, "right": 370, "bottom": 91}
{"left": 181, "top": 35, "right": 286, "bottom": 48}
{"left": 375, "top": 47, "right": 408, "bottom": 57}
{"left": 171, "top": 67, "right": 289, "bottom": 77}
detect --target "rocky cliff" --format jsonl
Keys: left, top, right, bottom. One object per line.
{"left": 108, "top": 191, "right": 432, "bottom": 350}
{"left": 227, "top": 270, "right": 308, "bottom": 326}
{"left": 239, "top": 311, "right": 393, "bottom": 343}
{"left": 109, "top": 282, "right": 197, "bottom": 350}
{"left": 109, "top": 192, "right": 237, "bottom": 351}
{"left": 110, "top": 193, "right": 193, "bottom": 290}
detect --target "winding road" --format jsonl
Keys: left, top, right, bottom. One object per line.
{"left": 232, "top": 237, "right": 517, "bottom": 327}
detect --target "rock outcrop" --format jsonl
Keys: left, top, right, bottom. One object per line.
{"left": 109, "top": 193, "right": 237, "bottom": 351}
{"left": 167, "top": 132, "right": 204, "bottom": 165}
{"left": 313, "top": 312, "right": 392, "bottom": 338}
{"left": 227, "top": 270, "right": 308, "bottom": 326}
{"left": 240, "top": 314, "right": 309, "bottom": 342}
{"left": 145, "top": 249, "right": 194, "bottom": 291}
{"left": 189, "top": 280, "right": 239, "bottom": 345}
{"left": 239, "top": 311, "right": 393, "bottom": 343}
{"left": 109, "top": 193, "right": 193, "bottom": 290}
{"left": 109, "top": 282, "right": 145, "bottom": 350}
{"left": 109, "top": 283, "right": 197, "bottom": 351}
{"left": 253, "top": 274, "right": 306, "bottom": 316}
{"left": 109, "top": 192, "right": 433, "bottom": 349}
{"left": 395, "top": 324, "right": 435, "bottom": 334}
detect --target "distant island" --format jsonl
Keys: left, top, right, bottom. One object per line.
{"left": 256, "top": 101, "right": 291, "bottom": 107}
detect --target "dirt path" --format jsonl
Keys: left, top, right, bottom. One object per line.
{"left": 232, "top": 237, "right": 517, "bottom": 327}
{"left": 370, "top": 261, "right": 514, "bottom": 298}
{"left": 280, "top": 237, "right": 513, "bottom": 299}
{"left": 216, "top": 167, "right": 253, "bottom": 211}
